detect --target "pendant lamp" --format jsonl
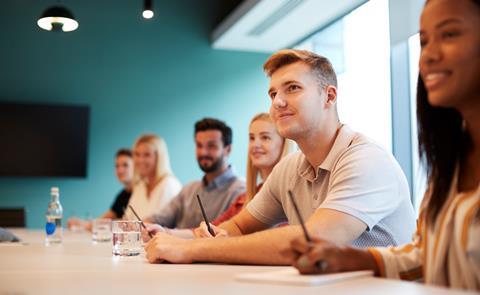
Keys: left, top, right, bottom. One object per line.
{"left": 143, "top": 0, "right": 154, "bottom": 19}
{"left": 37, "top": 6, "right": 79, "bottom": 32}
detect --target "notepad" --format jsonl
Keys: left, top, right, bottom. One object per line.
{"left": 236, "top": 267, "right": 373, "bottom": 286}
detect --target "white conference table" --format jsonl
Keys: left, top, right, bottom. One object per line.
{"left": 0, "top": 229, "right": 474, "bottom": 295}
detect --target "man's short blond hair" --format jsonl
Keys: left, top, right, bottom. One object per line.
{"left": 263, "top": 49, "right": 337, "bottom": 88}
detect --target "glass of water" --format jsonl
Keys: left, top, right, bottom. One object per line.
{"left": 92, "top": 218, "right": 112, "bottom": 242}
{"left": 112, "top": 220, "right": 142, "bottom": 256}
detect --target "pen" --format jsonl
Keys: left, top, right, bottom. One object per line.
{"left": 288, "top": 190, "right": 328, "bottom": 271}
{"left": 196, "top": 194, "right": 216, "bottom": 237}
{"left": 128, "top": 205, "right": 153, "bottom": 238}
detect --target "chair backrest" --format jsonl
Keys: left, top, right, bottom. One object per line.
{"left": 0, "top": 208, "right": 26, "bottom": 227}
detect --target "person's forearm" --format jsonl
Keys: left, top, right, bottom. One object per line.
{"left": 187, "top": 226, "right": 303, "bottom": 265}
{"left": 340, "top": 247, "right": 380, "bottom": 275}
{"left": 306, "top": 208, "right": 367, "bottom": 246}
{"left": 168, "top": 228, "right": 194, "bottom": 239}
{"left": 100, "top": 210, "right": 117, "bottom": 219}
{"left": 219, "top": 219, "right": 243, "bottom": 236}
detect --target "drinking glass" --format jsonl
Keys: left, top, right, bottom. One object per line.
{"left": 92, "top": 218, "right": 112, "bottom": 242}
{"left": 112, "top": 220, "right": 142, "bottom": 256}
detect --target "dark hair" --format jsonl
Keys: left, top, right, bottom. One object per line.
{"left": 115, "top": 148, "right": 132, "bottom": 158}
{"left": 194, "top": 118, "right": 232, "bottom": 147}
{"left": 417, "top": 76, "right": 470, "bottom": 223}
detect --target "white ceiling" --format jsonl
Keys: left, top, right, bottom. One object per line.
{"left": 211, "top": 0, "right": 367, "bottom": 53}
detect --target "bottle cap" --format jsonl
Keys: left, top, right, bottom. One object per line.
{"left": 51, "top": 187, "right": 59, "bottom": 194}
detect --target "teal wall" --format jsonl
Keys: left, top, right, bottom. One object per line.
{"left": 0, "top": 0, "right": 270, "bottom": 228}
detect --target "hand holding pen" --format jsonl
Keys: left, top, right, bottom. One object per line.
{"left": 196, "top": 194, "right": 216, "bottom": 237}
{"left": 287, "top": 191, "right": 328, "bottom": 272}
{"left": 128, "top": 205, "right": 154, "bottom": 238}
{"left": 193, "top": 221, "right": 228, "bottom": 238}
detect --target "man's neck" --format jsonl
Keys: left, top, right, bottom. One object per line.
{"left": 296, "top": 121, "right": 342, "bottom": 170}
{"left": 204, "top": 164, "right": 229, "bottom": 185}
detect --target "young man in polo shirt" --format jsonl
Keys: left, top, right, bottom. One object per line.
{"left": 144, "top": 49, "right": 416, "bottom": 265}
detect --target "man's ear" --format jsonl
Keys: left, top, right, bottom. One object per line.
{"left": 325, "top": 85, "right": 337, "bottom": 108}
{"left": 224, "top": 144, "right": 232, "bottom": 156}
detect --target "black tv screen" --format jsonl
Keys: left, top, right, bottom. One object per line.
{"left": 0, "top": 102, "right": 89, "bottom": 177}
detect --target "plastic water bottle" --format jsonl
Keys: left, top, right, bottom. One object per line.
{"left": 45, "top": 187, "right": 63, "bottom": 245}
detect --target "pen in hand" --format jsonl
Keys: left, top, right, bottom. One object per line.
{"left": 128, "top": 205, "right": 153, "bottom": 238}
{"left": 288, "top": 190, "right": 328, "bottom": 271}
{"left": 196, "top": 194, "right": 216, "bottom": 237}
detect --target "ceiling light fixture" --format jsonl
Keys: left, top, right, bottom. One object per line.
{"left": 142, "top": 0, "right": 154, "bottom": 19}
{"left": 37, "top": 6, "right": 79, "bottom": 32}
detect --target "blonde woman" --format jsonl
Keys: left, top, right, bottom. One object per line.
{"left": 194, "top": 112, "right": 295, "bottom": 237}
{"left": 124, "top": 134, "right": 181, "bottom": 220}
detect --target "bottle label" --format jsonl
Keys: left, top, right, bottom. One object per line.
{"left": 46, "top": 221, "right": 56, "bottom": 235}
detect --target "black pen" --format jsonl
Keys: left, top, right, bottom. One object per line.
{"left": 128, "top": 205, "right": 153, "bottom": 238}
{"left": 288, "top": 190, "right": 328, "bottom": 271}
{"left": 196, "top": 194, "right": 216, "bottom": 237}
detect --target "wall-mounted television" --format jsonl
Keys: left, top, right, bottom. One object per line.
{"left": 0, "top": 102, "right": 90, "bottom": 177}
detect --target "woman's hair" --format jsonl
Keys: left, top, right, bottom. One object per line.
{"left": 417, "top": 76, "right": 469, "bottom": 223}
{"left": 244, "top": 113, "right": 296, "bottom": 205}
{"left": 133, "top": 134, "right": 173, "bottom": 184}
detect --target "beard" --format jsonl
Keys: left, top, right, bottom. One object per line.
{"left": 197, "top": 156, "right": 224, "bottom": 173}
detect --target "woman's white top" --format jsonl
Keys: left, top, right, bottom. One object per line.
{"left": 124, "top": 175, "right": 182, "bottom": 220}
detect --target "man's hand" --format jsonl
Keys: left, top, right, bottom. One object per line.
{"left": 144, "top": 232, "right": 194, "bottom": 264}
{"left": 193, "top": 222, "right": 228, "bottom": 238}
{"left": 142, "top": 223, "right": 167, "bottom": 242}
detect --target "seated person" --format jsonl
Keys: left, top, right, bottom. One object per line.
{"left": 285, "top": 0, "right": 480, "bottom": 291}
{"left": 123, "top": 134, "right": 182, "bottom": 220}
{"left": 143, "top": 118, "right": 246, "bottom": 233}
{"left": 68, "top": 148, "right": 134, "bottom": 231}
{"left": 143, "top": 49, "right": 416, "bottom": 265}
{"left": 194, "top": 112, "right": 295, "bottom": 238}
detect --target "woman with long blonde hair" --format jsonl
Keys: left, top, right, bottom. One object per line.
{"left": 124, "top": 134, "right": 182, "bottom": 220}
